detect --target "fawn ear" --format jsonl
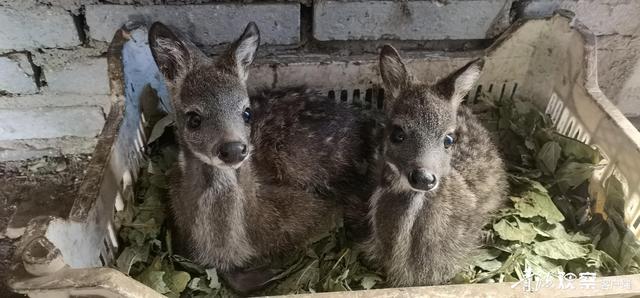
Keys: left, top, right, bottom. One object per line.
{"left": 436, "top": 59, "right": 484, "bottom": 111}
{"left": 379, "top": 45, "right": 411, "bottom": 109}
{"left": 226, "top": 22, "right": 260, "bottom": 82}
{"left": 149, "top": 22, "right": 205, "bottom": 84}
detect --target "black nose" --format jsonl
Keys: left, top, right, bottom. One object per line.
{"left": 218, "top": 142, "right": 248, "bottom": 164}
{"left": 409, "top": 169, "right": 437, "bottom": 191}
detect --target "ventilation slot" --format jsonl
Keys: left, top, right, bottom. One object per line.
{"left": 328, "top": 90, "right": 336, "bottom": 101}
{"left": 352, "top": 89, "right": 362, "bottom": 107}
{"left": 326, "top": 88, "right": 385, "bottom": 110}
{"left": 340, "top": 90, "right": 348, "bottom": 102}
{"left": 545, "top": 92, "right": 591, "bottom": 145}
{"left": 377, "top": 89, "right": 385, "bottom": 110}
{"left": 469, "top": 82, "right": 518, "bottom": 104}
{"left": 364, "top": 89, "right": 373, "bottom": 108}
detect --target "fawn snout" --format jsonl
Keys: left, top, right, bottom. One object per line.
{"left": 409, "top": 168, "right": 438, "bottom": 191}
{"left": 218, "top": 141, "right": 248, "bottom": 165}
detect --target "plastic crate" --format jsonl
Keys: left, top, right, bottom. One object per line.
{"left": 7, "top": 12, "right": 640, "bottom": 298}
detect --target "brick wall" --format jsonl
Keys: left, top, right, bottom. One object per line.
{"left": 0, "top": 0, "right": 639, "bottom": 161}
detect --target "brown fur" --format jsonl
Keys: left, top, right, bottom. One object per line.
{"left": 364, "top": 45, "right": 508, "bottom": 286}
{"left": 149, "top": 22, "right": 375, "bottom": 280}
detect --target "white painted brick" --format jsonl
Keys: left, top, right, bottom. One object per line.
{"left": 45, "top": 58, "right": 110, "bottom": 95}
{"left": 0, "top": 106, "right": 105, "bottom": 140}
{"left": 0, "top": 137, "right": 98, "bottom": 161}
{"left": 0, "top": 54, "right": 38, "bottom": 95}
{"left": 86, "top": 4, "right": 300, "bottom": 45}
{"left": 0, "top": 93, "right": 112, "bottom": 115}
{"left": 523, "top": 0, "right": 640, "bottom": 36}
{"left": 0, "top": 6, "right": 81, "bottom": 51}
{"left": 313, "top": 0, "right": 511, "bottom": 41}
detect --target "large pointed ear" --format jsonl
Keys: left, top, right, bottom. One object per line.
{"left": 148, "top": 22, "right": 196, "bottom": 84}
{"left": 224, "top": 22, "right": 260, "bottom": 82}
{"left": 435, "top": 59, "right": 484, "bottom": 110}
{"left": 379, "top": 45, "right": 411, "bottom": 107}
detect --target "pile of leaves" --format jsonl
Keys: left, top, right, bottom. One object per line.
{"left": 114, "top": 95, "right": 640, "bottom": 296}
{"left": 454, "top": 96, "right": 640, "bottom": 283}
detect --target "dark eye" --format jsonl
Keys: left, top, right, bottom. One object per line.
{"left": 444, "top": 133, "right": 455, "bottom": 148}
{"left": 186, "top": 111, "right": 201, "bottom": 129}
{"left": 390, "top": 126, "right": 405, "bottom": 144}
{"left": 242, "top": 107, "right": 252, "bottom": 123}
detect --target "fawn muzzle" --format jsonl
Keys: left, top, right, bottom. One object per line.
{"left": 409, "top": 169, "right": 438, "bottom": 191}
{"left": 218, "top": 142, "right": 248, "bottom": 165}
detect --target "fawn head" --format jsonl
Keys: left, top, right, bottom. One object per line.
{"left": 149, "top": 22, "right": 260, "bottom": 168}
{"left": 378, "top": 45, "right": 483, "bottom": 192}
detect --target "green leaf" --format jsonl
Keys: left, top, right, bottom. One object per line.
{"left": 477, "top": 259, "right": 502, "bottom": 272}
{"left": 524, "top": 252, "right": 562, "bottom": 278}
{"left": 171, "top": 255, "right": 206, "bottom": 276}
{"left": 187, "top": 277, "right": 213, "bottom": 294}
{"left": 533, "top": 239, "right": 590, "bottom": 260}
{"left": 359, "top": 274, "right": 382, "bottom": 290}
{"left": 116, "top": 244, "right": 150, "bottom": 274}
{"left": 138, "top": 270, "right": 171, "bottom": 294}
{"left": 206, "top": 268, "right": 221, "bottom": 290}
{"left": 493, "top": 218, "right": 538, "bottom": 243}
{"left": 555, "top": 162, "right": 598, "bottom": 192}
{"left": 604, "top": 175, "right": 625, "bottom": 217}
{"left": 598, "top": 218, "right": 623, "bottom": 260}
{"left": 553, "top": 132, "right": 600, "bottom": 164}
{"left": 584, "top": 245, "right": 623, "bottom": 274}
{"left": 513, "top": 190, "right": 564, "bottom": 224}
{"left": 471, "top": 248, "right": 502, "bottom": 262}
{"left": 167, "top": 271, "right": 191, "bottom": 294}
{"left": 537, "top": 223, "right": 590, "bottom": 243}
{"left": 617, "top": 228, "right": 640, "bottom": 271}
{"left": 536, "top": 141, "right": 561, "bottom": 175}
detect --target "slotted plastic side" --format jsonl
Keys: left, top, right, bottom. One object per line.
{"left": 480, "top": 14, "right": 640, "bottom": 235}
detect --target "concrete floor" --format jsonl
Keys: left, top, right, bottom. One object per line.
{"left": 0, "top": 155, "right": 90, "bottom": 297}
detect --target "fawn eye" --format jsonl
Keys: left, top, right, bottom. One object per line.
{"left": 444, "top": 133, "right": 455, "bottom": 148}
{"left": 186, "top": 112, "right": 201, "bottom": 129}
{"left": 390, "top": 126, "right": 405, "bottom": 144}
{"left": 242, "top": 107, "right": 252, "bottom": 123}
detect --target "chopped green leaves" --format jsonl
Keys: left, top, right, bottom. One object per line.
{"left": 461, "top": 96, "right": 640, "bottom": 284}
{"left": 536, "top": 141, "right": 561, "bottom": 175}
{"left": 533, "top": 239, "right": 590, "bottom": 260}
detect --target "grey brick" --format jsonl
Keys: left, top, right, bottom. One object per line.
{"left": 313, "top": 0, "right": 511, "bottom": 41}
{"left": 0, "top": 106, "right": 105, "bottom": 140}
{"left": 44, "top": 58, "right": 110, "bottom": 95}
{"left": 0, "top": 54, "right": 38, "bottom": 95}
{"left": 0, "top": 93, "right": 112, "bottom": 115}
{"left": 523, "top": 0, "right": 640, "bottom": 36}
{"left": 0, "top": 6, "right": 81, "bottom": 51}
{"left": 86, "top": 4, "right": 300, "bottom": 45}
{"left": 0, "top": 137, "right": 98, "bottom": 161}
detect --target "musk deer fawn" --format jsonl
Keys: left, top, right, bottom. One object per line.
{"left": 149, "top": 22, "right": 375, "bottom": 292}
{"left": 364, "top": 45, "right": 508, "bottom": 286}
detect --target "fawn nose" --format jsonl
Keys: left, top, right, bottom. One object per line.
{"left": 409, "top": 169, "right": 438, "bottom": 191}
{"left": 218, "top": 142, "right": 248, "bottom": 164}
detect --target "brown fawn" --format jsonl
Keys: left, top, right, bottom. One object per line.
{"left": 149, "top": 22, "right": 375, "bottom": 293}
{"left": 364, "top": 45, "right": 508, "bottom": 286}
